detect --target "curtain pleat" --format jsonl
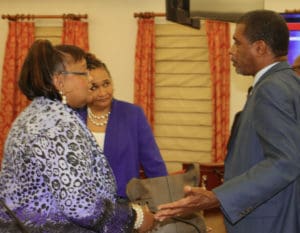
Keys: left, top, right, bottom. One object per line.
{"left": 206, "top": 20, "right": 230, "bottom": 162}
{"left": 0, "top": 21, "right": 35, "bottom": 165}
{"left": 134, "top": 18, "right": 156, "bottom": 128}
{"left": 62, "top": 20, "right": 89, "bottom": 51}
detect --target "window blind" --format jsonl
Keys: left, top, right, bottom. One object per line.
{"left": 35, "top": 26, "right": 62, "bottom": 45}
{"left": 154, "top": 22, "right": 212, "bottom": 171}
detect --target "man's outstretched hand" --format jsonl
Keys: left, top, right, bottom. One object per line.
{"left": 155, "top": 185, "right": 220, "bottom": 221}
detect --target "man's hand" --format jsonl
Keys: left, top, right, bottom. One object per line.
{"left": 154, "top": 185, "right": 220, "bottom": 221}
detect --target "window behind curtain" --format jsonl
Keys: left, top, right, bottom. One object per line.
{"left": 35, "top": 26, "right": 62, "bottom": 45}
{"left": 154, "top": 22, "right": 212, "bottom": 172}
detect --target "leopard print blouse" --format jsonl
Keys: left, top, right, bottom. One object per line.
{"left": 0, "top": 97, "right": 134, "bottom": 233}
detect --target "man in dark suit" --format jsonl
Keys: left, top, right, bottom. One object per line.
{"left": 155, "top": 10, "right": 300, "bottom": 233}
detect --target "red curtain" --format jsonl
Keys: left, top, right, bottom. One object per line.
{"left": 134, "top": 17, "right": 156, "bottom": 128}
{"left": 0, "top": 21, "right": 35, "bottom": 165}
{"left": 62, "top": 19, "right": 89, "bottom": 51}
{"left": 206, "top": 20, "right": 231, "bottom": 162}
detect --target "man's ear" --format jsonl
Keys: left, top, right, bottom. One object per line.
{"left": 254, "top": 40, "right": 268, "bottom": 56}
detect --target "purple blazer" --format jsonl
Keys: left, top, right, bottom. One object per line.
{"left": 78, "top": 99, "right": 167, "bottom": 197}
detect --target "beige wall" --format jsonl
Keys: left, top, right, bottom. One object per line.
{"left": 0, "top": 0, "right": 298, "bottom": 125}
{"left": 265, "top": 0, "right": 300, "bottom": 10}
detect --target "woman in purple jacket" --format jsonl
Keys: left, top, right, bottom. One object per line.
{"left": 0, "top": 40, "right": 155, "bottom": 233}
{"left": 77, "top": 53, "right": 167, "bottom": 198}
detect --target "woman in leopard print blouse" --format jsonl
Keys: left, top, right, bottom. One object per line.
{"left": 0, "top": 40, "right": 154, "bottom": 233}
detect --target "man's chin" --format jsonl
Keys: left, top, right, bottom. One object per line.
{"left": 234, "top": 66, "right": 246, "bottom": 75}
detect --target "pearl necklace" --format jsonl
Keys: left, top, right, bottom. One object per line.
{"left": 88, "top": 108, "right": 110, "bottom": 126}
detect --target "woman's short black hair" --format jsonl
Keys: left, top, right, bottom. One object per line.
{"left": 85, "top": 52, "right": 111, "bottom": 78}
{"left": 18, "top": 39, "right": 65, "bottom": 100}
{"left": 55, "top": 44, "right": 87, "bottom": 64}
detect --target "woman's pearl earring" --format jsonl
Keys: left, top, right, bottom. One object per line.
{"left": 60, "top": 91, "right": 67, "bottom": 104}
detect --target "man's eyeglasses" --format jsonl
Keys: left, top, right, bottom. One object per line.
{"left": 60, "top": 71, "right": 89, "bottom": 77}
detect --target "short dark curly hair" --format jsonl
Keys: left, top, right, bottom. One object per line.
{"left": 237, "top": 10, "right": 289, "bottom": 57}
